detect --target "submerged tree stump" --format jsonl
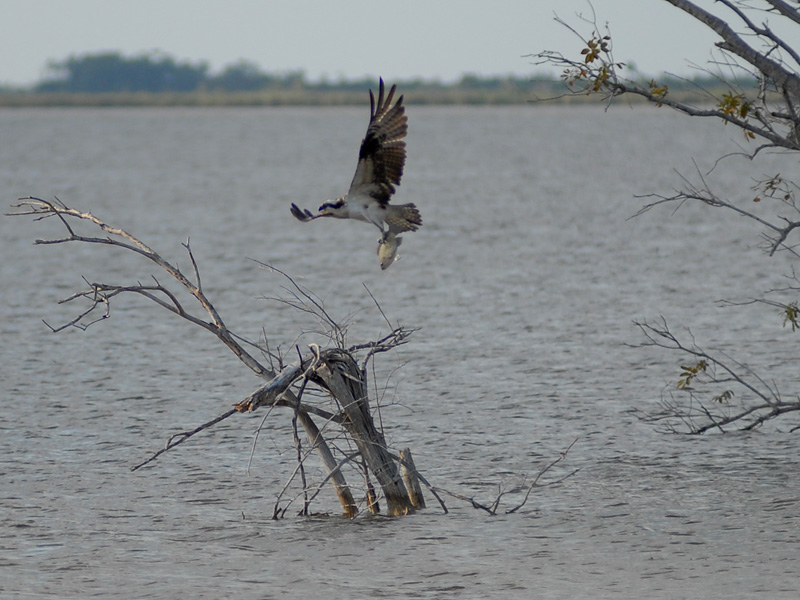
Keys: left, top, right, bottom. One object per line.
{"left": 233, "top": 346, "right": 419, "bottom": 516}
{"left": 315, "top": 349, "right": 416, "bottom": 516}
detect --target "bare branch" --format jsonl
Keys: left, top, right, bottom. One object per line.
{"left": 630, "top": 164, "right": 800, "bottom": 257}
{"left": 631, "top": 318, "right": 799, "bottom": 433}
{"left": 506, "top": 438, "right": 580, "bottom": 514}
{"left": 415, "top": 440, "right": 579, "bottom": 516}
{"left": 182, "top": 238, "right": 203, "bottom": 292}
{"left": 131, "top": 408, "right": 238, "bottom": 471}
{"left": 9, "top": 196, "right": 273, "bottom": 379}
{"left": 251, "top": 259, "right": 348, "bottom": 349}
{"left": 663, "top": 0, "right": 800, "bottom": 98}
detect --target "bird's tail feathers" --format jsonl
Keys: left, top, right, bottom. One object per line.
{"left": 386, "top": 203, "right": 422, "bottom": 233}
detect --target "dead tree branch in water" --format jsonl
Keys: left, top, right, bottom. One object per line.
{"left": 9, "top": 196, "right": 419, "bottom": 516}
{"left": 131, "top": 408, "right": 239, "bottom": 471}
{"left": 10, "top": 196, "right": 576, "bottom": 516}
{"left": 424, "top": 439, "right": 579, "bottom": 516}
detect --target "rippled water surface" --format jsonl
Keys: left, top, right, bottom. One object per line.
{"left": 1, "top": 105, "right": 799, "bottom": 599}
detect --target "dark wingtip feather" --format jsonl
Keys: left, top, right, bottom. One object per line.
{"left": 375, "top": 78, "right": 385, "bottom": 115}
{"left": 290, "top": 203, "right": 315, "bottom": 222}
{"left": 383, "top": 84, "right": 396, "bottom": 111}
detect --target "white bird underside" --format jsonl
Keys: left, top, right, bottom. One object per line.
{"left": 290, "top": 78, "right": 422, "bottom": 269}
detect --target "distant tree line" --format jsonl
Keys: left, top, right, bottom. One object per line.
{"left": 31, "top": 50, "right": 551, "bottom": 94}
{"left": 35, "top": 51, "right": 305, "bottom": 93}
{"left": 10, "top": 49, "right": 746, "bottom": 105}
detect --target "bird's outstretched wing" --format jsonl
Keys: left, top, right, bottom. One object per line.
{"left": 347, "top": 78, "right": 408, "bottom": 206}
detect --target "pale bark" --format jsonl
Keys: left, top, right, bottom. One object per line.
{"left": 399, "top": 448, "right": 426, "bottom": 509}
{"left": 315, "top": 349, "right": 415, "bottom": 516}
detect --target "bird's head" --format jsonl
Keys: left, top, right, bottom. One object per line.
{"left": 318, "top": 197, "right": 347, "bottom": 218}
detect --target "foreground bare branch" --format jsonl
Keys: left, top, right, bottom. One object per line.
{"left": 630, "top": 166, "right": 800, "bottom": 258}
{"left": 426, "top": 439, "right": 579, "bottom": 516}
{"left": 531, "top": 1, "right": 800, "bottom": 150}
{"left": 131, "top": 408, "right": 239, "bottom": 471}
{"left": 533, "top": 3, "right": 800, "bottom": 432}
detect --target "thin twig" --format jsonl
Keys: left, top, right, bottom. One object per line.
{"left": 131, "top": 408, "right": 238, "bottom": 471}
{"left": 506, "top": 438, "right": 580, "bottom": 514}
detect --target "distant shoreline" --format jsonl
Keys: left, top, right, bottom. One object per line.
{"left": 0, "top": 87, "right": 558, "bottom": 107}
{"left": 3, "top": 50, "right": 750, "bottom": 108}
{"left": 0, "top": 84, "right": 727, "bottom": 108}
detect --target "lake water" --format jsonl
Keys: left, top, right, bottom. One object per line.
{"left": 1, "top": 104, "right": 799, "bottom": 599}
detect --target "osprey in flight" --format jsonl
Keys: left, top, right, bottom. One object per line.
{"left": 290, "top": 78, "right": 421, "bottom": 269}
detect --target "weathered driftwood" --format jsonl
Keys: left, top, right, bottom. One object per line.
{"left": 231, "top": 357, "right": 357, "bottom": 516}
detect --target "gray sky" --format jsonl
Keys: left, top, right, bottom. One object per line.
{"left": 0, "top": 1, "right": 792, "bottom": 86}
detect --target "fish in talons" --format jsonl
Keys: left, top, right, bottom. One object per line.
{"left": 378, "top": 230, "right": 403, "bottom": 270}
